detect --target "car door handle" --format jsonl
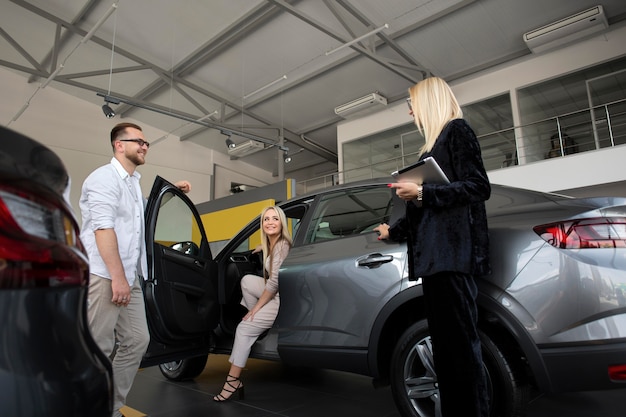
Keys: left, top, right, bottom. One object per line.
{"left": 163, "top": 248, "right": 205, "bottom": 269}
{"left": 357, "top": 254, "right": 394, "bottom": 268}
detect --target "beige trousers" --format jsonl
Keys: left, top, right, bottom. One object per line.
{"left": 87, "top": 275, "right": 150, "bottom": 417}
{"left": 229, "top": 274, "right": 279, "bottom": 368}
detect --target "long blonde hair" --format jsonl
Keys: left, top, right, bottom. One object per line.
{"left": 259, "top": 206, "right": 292, "bottom": 280}
{"left": 408, "top": 77, "right": 463, "bottom": 155}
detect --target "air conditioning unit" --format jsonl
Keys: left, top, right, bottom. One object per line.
{"left": 523, "top": 5, "right": 608, "bottom": 54}
{"left": 227, "top": 140, "right": 265, "bottom": 158}
{"left": 334, "top": 92, "right": 388, "bottom": 118}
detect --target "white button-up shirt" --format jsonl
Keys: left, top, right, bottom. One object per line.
{"left": 79, "top": 157, "right": 147, "bottom": 285}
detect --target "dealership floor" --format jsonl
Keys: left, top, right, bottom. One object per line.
{"left": 122, "top": 355, "right": 626, "bottom": 417}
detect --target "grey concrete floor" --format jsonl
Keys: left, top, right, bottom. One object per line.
{"left": 126, "top": 355, "right": 626, "bottom": 417}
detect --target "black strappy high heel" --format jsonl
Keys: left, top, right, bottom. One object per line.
{"left": 213, "top": 374, "right": 245, "bottom": 402}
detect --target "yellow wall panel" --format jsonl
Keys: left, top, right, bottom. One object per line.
{"left": 200, "top": 199, "right": 274, "bottom": 249}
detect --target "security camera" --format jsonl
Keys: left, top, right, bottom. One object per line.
{"left": 102, "top": 104, "right": 116, "bottom": 119}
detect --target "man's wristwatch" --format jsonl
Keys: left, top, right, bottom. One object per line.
{"left": 416, "top": 185, "right": 423, "bottom": 202}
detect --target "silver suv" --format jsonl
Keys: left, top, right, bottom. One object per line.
{"left": 141, "top": 176, "right": 626, "bottom": 417}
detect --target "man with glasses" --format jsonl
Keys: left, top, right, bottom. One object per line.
{"left": 79, "top": 122, "right": 191, "bottom": 417}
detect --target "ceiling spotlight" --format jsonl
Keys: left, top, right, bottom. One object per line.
{"left": 284, "top": 147, "right": 304, "bottom": 163}
{"left": 102, "top": 103, "right": 116, "bottom": 119}
{"left": 225, "top": 137, "right": 236, "bottom": 149}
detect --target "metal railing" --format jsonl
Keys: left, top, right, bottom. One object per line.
{"left": 296, "top": 98, "right": 626, "bottom": 195}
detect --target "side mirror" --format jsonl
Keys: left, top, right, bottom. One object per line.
{"left": 170, "top": 241, "right": 199, "bottom": 256}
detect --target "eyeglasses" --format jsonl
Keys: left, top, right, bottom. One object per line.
{"left": 119, "top": 138, "right": 150, "bottom": 148}
{"left": 406, "top": 97, "right": 412, "bottom": 111}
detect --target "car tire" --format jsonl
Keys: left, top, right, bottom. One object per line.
{"left": 158, "top": 354, "right": 208, "bottom": 381}
{"left": 390, "top": 320, "right": 529, "bottom": 417}
{"left": 480, "top": 331, "right": 530, "bottom": 417}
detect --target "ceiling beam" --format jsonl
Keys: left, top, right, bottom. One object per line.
{"left": 0, "top": 27, "right": 45, "bottom": 72}
{"left": 3, "top": 0, "right": 334, "bottom": 162}
{"left": 114, "top": 2, "right": 280, "bottom": 115}
{"left": 9, "top": 0, "right": 102, "bottom": 83}
{"left": 336, "top": 0, "right": 430, "bottom": 77}
{"left": 267, "top": 0, "right": 419, "bottom": 83}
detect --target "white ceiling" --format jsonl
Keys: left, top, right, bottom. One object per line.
{"left": 2, "top": 0, "right": 626, "bottom": 176}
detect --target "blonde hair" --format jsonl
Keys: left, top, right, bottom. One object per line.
{"left": 259, "top": 206, "right": 292, "bottom": 280}
{"left": 408, "top": 77, "right": 463, "bottom": 155}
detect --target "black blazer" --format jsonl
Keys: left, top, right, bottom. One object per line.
{"left": 389, "top": 119, "right": 491, "bottom": 278}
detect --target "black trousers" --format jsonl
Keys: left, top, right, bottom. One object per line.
{"left": 422, "top": 271, "right": 489, "bottom": 417}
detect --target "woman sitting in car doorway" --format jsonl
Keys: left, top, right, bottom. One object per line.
{"left": 213, "top": 205, "right": 292, "bottom": 402}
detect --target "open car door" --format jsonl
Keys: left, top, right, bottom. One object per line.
{"left": 141, "top": 176, "right": 218, "bottom": 367}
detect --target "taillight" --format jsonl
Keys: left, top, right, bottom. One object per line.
{"left": 608, "top": 364, "right": 626, "bottom": 382}
{"left": 534, "top": 218, "right": 626, "bottom": 249}
{"left": 0, "top": 187, "right": 88, "bottom": 289}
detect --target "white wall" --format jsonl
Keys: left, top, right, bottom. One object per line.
{"left": 0, "top": 67, "right": 276, "bottom": 223}
{"left": 337, "top": 23, "right": 626, "bottom": 194}
{"left": 212, "top": 151, "right": 280, "bottom": 199}
{"left": 488, "top": 146, "right": 626, "bottom": 192}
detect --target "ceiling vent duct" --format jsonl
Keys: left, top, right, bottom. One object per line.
{"left": 335, "top": 92, "right": 388, "bottom": 118}
{"left": 227, "top": 140, "right": 265, "bottom": 158}
{"left": 523, "top": 5, "right": 608, "bottom": 54}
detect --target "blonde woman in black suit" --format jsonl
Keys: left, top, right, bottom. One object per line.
{"left": 376, "top": 77, "right": 491, "bottom": 417}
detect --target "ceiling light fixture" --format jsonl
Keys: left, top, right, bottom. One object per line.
{"left": 283, "top": 147, "right": 304, "bottom": 163}
{"left": 103, "top": 2, "right": 119, "bottom": 119}
{"left": 102, "top": 103, "right": 116, "bottom": 118}
{"left": 97, "top": 93, "right": 288, "bottom": 152}
{"left": 101, "top": 95, "right": 119, "bottom": 119}
{"left": 325, "top": 23, "right": 389, "bottom": 56}
{"left": 225, "top": 137, "right": 236, "bottom": 149}
{"left": 243, "top": 75, "right": 287, "bottom": 99}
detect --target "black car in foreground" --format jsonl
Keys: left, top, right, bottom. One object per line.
{"left": 141, "top": 175, "right": 626, "bottom": 417}
{"left": 0, "top": 126, "right": 113, "bottom": 416}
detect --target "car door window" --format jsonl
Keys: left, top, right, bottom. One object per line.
{"left": 154, "top": 191, "right": 204, "bottom": 255}
{"left": 305, "top": 186, "right": 393, "bottom": 243}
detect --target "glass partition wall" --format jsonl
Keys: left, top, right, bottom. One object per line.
{"left": 341, "top": 92, "right": 514, "bottom": 182}
{"left": 517, "top": 56, "right": 626, "bottom": 164}
{"left": 342, "top": 125, "right": 423, "bottom": 184}
{"left": 337, "top": 56, "right": 626, "bottom": 187}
